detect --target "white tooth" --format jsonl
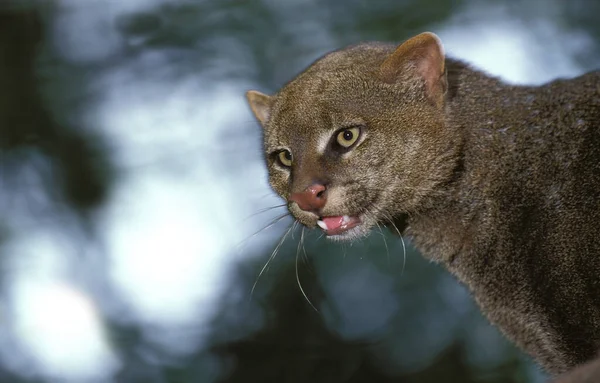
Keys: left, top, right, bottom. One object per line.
{"left": 317, "top": 220, "right": 328, "bottom": 230}
{"left": 342, "top": 215, "right": 350, "bottom": 224}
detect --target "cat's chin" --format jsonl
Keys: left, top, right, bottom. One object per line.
{"left": 325, "top": 224, "right": 372, "bottom": 242}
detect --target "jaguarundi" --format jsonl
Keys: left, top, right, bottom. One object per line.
{"left": 246, "top": 32, "right": 600, "bottom": 382}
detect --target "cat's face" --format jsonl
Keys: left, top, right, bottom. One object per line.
{"left": 246, "top": 34, "right": 458, "bottom": 241}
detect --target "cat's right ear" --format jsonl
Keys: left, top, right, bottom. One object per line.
{"left": 246, "top": 90, "right": 273, "bottom": 126}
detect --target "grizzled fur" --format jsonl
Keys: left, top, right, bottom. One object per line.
{"left": 246, "top": 32, "right": 600, "bottom": 379}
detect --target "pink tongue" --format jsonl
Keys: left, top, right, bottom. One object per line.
{"left": 322, "top": 216, "right": 344, "bottom": 230}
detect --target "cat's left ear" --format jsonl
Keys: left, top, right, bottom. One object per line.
{"left": 379, "top": 32, "right": 447, "bottom": 108}
{"left": 246, "top": 90, "right": 273, "bottom": 126}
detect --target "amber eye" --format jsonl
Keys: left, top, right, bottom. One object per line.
{"left": 277, "top": 150, "right": 293, "bottom": 167}
{"left": 336, "top": 127, "right": 360, "bottom": 148}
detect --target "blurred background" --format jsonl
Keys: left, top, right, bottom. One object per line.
{"left": 0, "top": 0, "right": 598, "bottom": 382}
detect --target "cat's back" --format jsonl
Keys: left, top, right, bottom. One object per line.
{"left": 465, "top": 68, "right": 600, "bottom": 191}
{"left": 542, "top": 69, "right": 600, "bottom": 131}
{"left": 473, "top": 68, "right": 600, "bottom": 235}
{"left": 457, "top": 68, "right": 600, "bottom": 372}
{"left": 526, "top": 69, "right": 600, "bottom": 203}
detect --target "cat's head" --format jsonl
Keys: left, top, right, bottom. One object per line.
{"left": 246, "top": 32, "right": 460, "bottom": 241}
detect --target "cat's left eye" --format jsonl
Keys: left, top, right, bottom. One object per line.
{"left": 335, "top": 127, "right": 361, "bottom": 149}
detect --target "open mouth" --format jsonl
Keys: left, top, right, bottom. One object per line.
{"left": 316, "top": 215, "right": 361, "bottom": 236}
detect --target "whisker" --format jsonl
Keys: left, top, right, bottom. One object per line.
{"left": 400, "top": 235, "right": 407, "bottom": 277}
{"left": 362, "top": 207, "right": 390, "bottom": 267}
{"left": 255, "top": 192, "right": 277, "bottom": 200}
{"left": 375, "top": 221, "right": 390, "bottom": 268}
{"left": 237, "top": 212, "right": 291, "bottom": 249}
{"left": 300, "top": 226, "right": 314, "bottom": 274}
{"left": 297, "top": 226, "right": 318, "bottom": 312}
{"left": 250, "top": 221, "right": 295, "bottom": 299}
{"left": 244, "top": 204, "right": 287, "bottom": 220}
{"left": 382, "top": 212, "right": 407, "bottom": 277}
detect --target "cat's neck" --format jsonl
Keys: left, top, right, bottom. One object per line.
{"left": 404, "top": 60, "right": 506, "bottom": 264}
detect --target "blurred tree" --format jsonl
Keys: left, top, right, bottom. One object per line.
{"left": 0, "top": 5, "right": 113, "bottom": 214}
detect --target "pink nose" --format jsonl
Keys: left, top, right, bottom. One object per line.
{"left": 289, "top": 184, "right": 327, "bottom": 212}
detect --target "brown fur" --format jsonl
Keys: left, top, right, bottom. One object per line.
{"left": 246, "top": 32, "right": 600, "bottom": 378}
{"left": 553, "top": 354, "right": 600, "bottom": 383}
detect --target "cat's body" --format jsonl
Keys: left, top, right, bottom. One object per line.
{"left": 246, "top": 33, "right": 600, "bottom": 378}
{"left": 409, "top": 64, "right": 600, "bottom": 373}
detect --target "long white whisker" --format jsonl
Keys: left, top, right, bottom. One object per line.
{"left": 250, "top": 222, "right": 295, "bottom": 299}
{"left": 375, "top": 221, "right": 390, "bottom": 267}
{"left": 300, "top": 226, "right": 313, "bottom": 274}
{"left": 296, "top": 226, "right": 318, "bottom": 312}
{"left": 383, "top": 212, "right": 407, "bottom": 277}
{"left": 400, "top": 234, "right": 407, "bottom": 277}
{"left": 362, "top": 207, "right": 390, "bottom": 267}
{"left": 237, "top": 212, "right": 290, "bottom": 249}
{"left": 244, "top": 204, "right": 287, "bottom": 220}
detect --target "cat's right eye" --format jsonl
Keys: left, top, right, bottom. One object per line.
{"left": 277, "top": 150, "right": 293, "bottom": 167}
